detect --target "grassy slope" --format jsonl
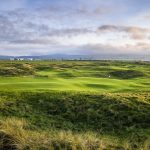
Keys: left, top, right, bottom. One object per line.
{"left": 0, "top": 76, "right": 149, "bottom": 92}
{"left": 0, "top": 91, "right": 150, "bottom": 149}
{"left": 0, "top": 60, "right": 150, "bottom": 149}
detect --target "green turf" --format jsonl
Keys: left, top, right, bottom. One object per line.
{"left": 0, "top": 60, "right": 149, "bottom": 92}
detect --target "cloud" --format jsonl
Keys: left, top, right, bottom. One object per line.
{"left": 78, "top": 42, "right": 150, "bottom": 55}
{"left": 143, "top": 15, "right": 150, "bottom": 19}
{"left": 125, "top": 27, "right": 150, "bottom": 39}
{"left": 0, "top": 20, "right": 150, "bottom": 56}
{"left": 98, "top": 25, "right": 150, "bottom": 40}
{"left": 0, "top": 0, "right": 150, "bottom": 56}
{"left": 0, "top": 15, "right": 21, "bottom": 41}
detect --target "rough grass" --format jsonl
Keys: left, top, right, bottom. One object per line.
{"left": 0, "top": 118, "right": 150, "bottom": 150}
{"left": 0, "top": 91, "right": 149, "bottom": 133}
{"left": 0, "top": 63, "right": 34, "bottom": 76}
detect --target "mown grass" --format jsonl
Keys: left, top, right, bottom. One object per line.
{"left": 0, "top": 60, "right": 150, "bottom": 93}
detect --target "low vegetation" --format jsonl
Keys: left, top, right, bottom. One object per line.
{"left": 109, "top": 70, "right": 145, "bottom": 79}
{"left": 0, "top": 60, "right": 149, "bottom": 149}
{"left": 0, "top": 91, "right": 150, "bottom": 149}
{"left": 0, "top": 63, "right": 34, "bottom": 76}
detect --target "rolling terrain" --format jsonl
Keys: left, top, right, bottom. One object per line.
{"left": 0, "top": 60, "right": 150, "bottom": 92}
{"left": 0, "top": 60, "right": 150, "bottom": 150}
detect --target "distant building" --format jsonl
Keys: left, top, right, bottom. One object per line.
{"left": 27, "top": 58, "right": 33, "bottom": 61}
{"left": 10, "top": 58, "right": 15, "bottom": 61}
{"left": 17, "top": 58, "right": 24, "bottom": 61}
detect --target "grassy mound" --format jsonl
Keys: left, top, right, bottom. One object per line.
{"left": 0, "top": 90, "right": 149, "bottom": 149}
{"left": 0, "top": 91, "right": 149, "bottom": 134}
{"left": 109, "top": 70, "right": 145, "bottom": 79}
{"left": 0, "top": 64, "right": 34, "bottom": 77}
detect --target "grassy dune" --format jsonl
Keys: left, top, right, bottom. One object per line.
{"left": 0, "top": 91, "right": 150, "bottom": 149}
{"left": 0, "top": 60, "right": 150, "bottom": 149}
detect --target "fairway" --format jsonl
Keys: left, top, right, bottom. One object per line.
{"left": 0, "top": 60, "right": 150, "bottom": 92}
{"left": 0, "top": 76, "right": 150, "bottom": 92}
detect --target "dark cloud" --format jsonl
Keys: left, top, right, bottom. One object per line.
{"left": 0, "top": 15, "right": 21, "bottom": 41}
{"left": 98, "top": 25, "right": 150, "bottom": 40}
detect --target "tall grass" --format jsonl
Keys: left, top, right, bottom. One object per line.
{"left": 1, "top": 118, "right": 149, "bottom": 150}
{"left": 0, "top": 118, "right": 150, "bottom": 150}
{"left": 0, "top": 118, "right": 118, "bottom": 150}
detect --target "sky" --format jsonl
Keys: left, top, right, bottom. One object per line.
{"left": 0, "top": 0, "right": 150, "bottom": 56}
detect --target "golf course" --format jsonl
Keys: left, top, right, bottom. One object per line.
{"left": 0, "top": 60, "right": 150, "bottom": 92}
{"left": 0, "top": 60, "right": 150, "bottom": 150}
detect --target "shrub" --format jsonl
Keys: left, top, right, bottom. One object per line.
{"left": 109, "top": 70, "right": 145, "bottom": 79}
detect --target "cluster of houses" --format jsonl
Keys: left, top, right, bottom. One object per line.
{"left": 10, "top": 58, "right": 34, "bottom": 61}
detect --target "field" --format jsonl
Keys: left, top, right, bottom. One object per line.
{"left": 0, "top": 60, "right": 150, "bottom": 150}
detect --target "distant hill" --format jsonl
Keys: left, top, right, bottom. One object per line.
{"left": 0, "top": 55, "right": 14, "bottom": 60}
{"left": 0, "top": 54, "right": 91, "bottom": 60}
{"left": 0, "top": 54, "right": 150, "bottom": 61}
